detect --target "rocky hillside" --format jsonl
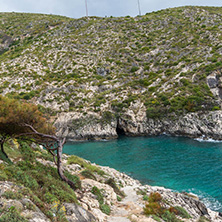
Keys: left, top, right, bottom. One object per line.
{"left": 0, "top": 140, "right": 221, "bottom": 222}
{"left": 1, "top": 6, "right": 222, "bottom": 139}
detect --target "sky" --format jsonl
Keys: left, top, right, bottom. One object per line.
{"left": 0, "top": 0, "right": 222, "bottom": 18}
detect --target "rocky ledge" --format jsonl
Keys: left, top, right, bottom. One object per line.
{"left": 54, "top": 102, "right": 222, "bottom": 141}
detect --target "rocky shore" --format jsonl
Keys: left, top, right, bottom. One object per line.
{"left": 1, "top": 153, "right": 220, "bottom": 222}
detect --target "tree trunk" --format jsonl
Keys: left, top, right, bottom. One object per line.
{"left": 0, "top": 142, "right": 9, "bottom": 159}
{"left": 57, "top": 140, "right": 78, "bottom": 190}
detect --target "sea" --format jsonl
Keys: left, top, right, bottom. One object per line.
{"left": 63, "top": 135, "right": 222, "bottom": 212}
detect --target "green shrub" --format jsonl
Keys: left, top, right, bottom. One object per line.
{"left": 130, "top": 66, "right": 139, "bottom": 72}
{"left": 91, "top": 186, "right": 111, "bottom": 215}
{"left": 117, "top": 196, "right": 122, "bottom": 201}
{"left": 44, "top": 192, "right": 58, "bottom": 204}
{"left": 105, "top": 178, "right": 125, "bottom": 197}
{"left": 2, "top": 191, "right": 23, "bottom": 200}
{"left": 180, "top": 78, "right": 190, "bottom": 86}
{"left": 67, "top": 155, "right": 105, "bottom": 176}
{"left": 64, "top": 172, "right": 82, "bottom": 190}
{"left": 212, "top": 106, "right": 220, "bottom": 111}
{"left": 91, "top": 186, "right": 104, "bottom": 204}
{"left": 144, "top": 192, "right": 184, "bottom": 221}
{"left": 161, "top": 210, "right": 182, "bottom": 222}
{"left": 144, "top": 202, "right": 164, "bottom": 216}
{"left": 81, "top": 169, "right": 97, "bottom": 180}
{"left": 172, "top": 206, "right": 191, "bottom": 218}
{"left": 102, "top": 111, "right": 115, "bottom": 124}
{"left": 143, "top": 195, "right": 149, "bottom": 201}
{"left": 100, "top": 204, "right": 111, "bottom": 215}
{"left": 198, "top": 216, "right": 210, "bottom": 222}
{"left": 0, "top": 170, "right": 8, "bottom": 180}
{"left": 0, "top": 206, "right": 28, "bottom": 222}
{"left": 146, "top": 108, "right": 163, "bottom": 119}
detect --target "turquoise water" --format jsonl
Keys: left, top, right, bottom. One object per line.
{"left": 63, "top": 136, "right": 222, "bottom": 212}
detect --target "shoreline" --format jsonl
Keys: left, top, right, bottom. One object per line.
{"left": 65, "top": 134, "right": 222, "bottom": 144}
{"left": 63, "top": 135, "right": 222, "bottom": 216}
{"left": 91, "top": 160, "right": 222, "bottom": 221}
{"left": 99, "top": 162, "right": 222, "bottom": 213}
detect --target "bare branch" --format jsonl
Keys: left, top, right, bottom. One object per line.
{"left": 23, "top": 124, "right": 58, "bottom": 141}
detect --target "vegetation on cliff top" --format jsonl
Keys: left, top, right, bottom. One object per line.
{"left": 0, "top": 6, "right": 221, "bottom": 118}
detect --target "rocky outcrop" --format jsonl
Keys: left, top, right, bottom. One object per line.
{"left": 64, "top": 203, "right": 96, "bottom": 222}
{"left": 119, "top": 105, "right": 222, "bottom": 140}
{"left": 207, "top": 70, "right": 222, "bottom": 104}
{"left": 55, "top": 103, "right": 222, "bottom": 141}
{"left": 0, "top": 182, "right": 51, "bottom": 222}
{"left": 54, "top": 112, "right": 118, "bottom": 141}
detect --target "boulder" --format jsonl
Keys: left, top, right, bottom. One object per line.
{"left": 64, "top": 203, "right": 96, "bottom": 222}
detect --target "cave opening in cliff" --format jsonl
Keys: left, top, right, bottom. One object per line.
{"left": 116, "top": 121, "right": 125, "bottom": 136}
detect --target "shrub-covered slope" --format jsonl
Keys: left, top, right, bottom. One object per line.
{"left": 0, "top": 6, "right": 222, "bottom": 118}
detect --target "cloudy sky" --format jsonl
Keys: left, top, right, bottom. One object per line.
{"left": 0, "top": 0, "right": 221, "bottom": 18}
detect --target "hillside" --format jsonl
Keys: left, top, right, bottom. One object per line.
{"left": 1, "top": 6, "right": 222, "bottom": 139}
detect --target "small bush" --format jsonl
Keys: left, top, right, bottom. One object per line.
{"left": 144, "top": 202, "right": 164, "bottom": 216}
{"left": 67, "top": 155, "right": 105, "bottom": 176}
{"left": 91, "top": 186, "right": 111, "bottom": 215}
{"left": 149, "top": 192, "right": 162, "bottom": 202}
{"left": 44, "top": 192, "right": 58, "bottom": 204}
{"left": 100, "top": 204, "right": 111, "bottom": 215}
{"left": 64, "top": 172, "right": 81, "bottom": 190}
{"left": 0, "top": 170, "right": 8, "bottom": 180}
{"left": 130, "top": 66, "right": 139, "bottom": 72}
{"left": 172, "top": 206, "right": 191, "bottom": 218}
{"left": 143, "top": 195, "right": 149, "bottom": 201}
{"left": 198, "top": 216, "right": 210, "bottom": 222}
{"left": 81, "top": 170, "right": 97, "bottom": 180}
{"left": 2, "top": 191, "right": 22, "bottom": 200}
{"left": 117, "top": 196, "right": 122, "bottom": 201}
{"left": 91, "top": 186, "right": 104, "bottom": 205}
{"left": 105, "top": 178, "right": 125, "bottom": 197}
{"left": 212, "top": 106, "right": 220, "bottom": 111}
{"left": 161, "top": 210, "right": 182, "bottom": 222}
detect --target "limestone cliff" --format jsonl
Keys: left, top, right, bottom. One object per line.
{"left": 55, "top": 106, "right": 222, "bottom": 141}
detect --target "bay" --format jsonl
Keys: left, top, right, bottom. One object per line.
{"left": 63, "top": 135, "right": 222, "bottom": 212}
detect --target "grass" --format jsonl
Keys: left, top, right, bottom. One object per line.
{"left": 0, "top": 206, "right": 29, "bottom": 222}
{"left": 67, "top": 155, "right": 105, "bottom": 176}
{"left": 0, "top": 140, "right": 79, "bottom": 221}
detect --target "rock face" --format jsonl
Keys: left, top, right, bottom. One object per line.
{"left": 119, "top": 107, "right": 222, "bottom": 140}
{"left": 55, "top": 106, "right": 222, "bottom": 141}
{"left": 54, "top": 112, "right": 118, "bottom": 141}
{"left": 207, "top": 70, "right": 222, "bottom": 104}
{"left": 64, "top": 203, "right": 96, "bottom": 222}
